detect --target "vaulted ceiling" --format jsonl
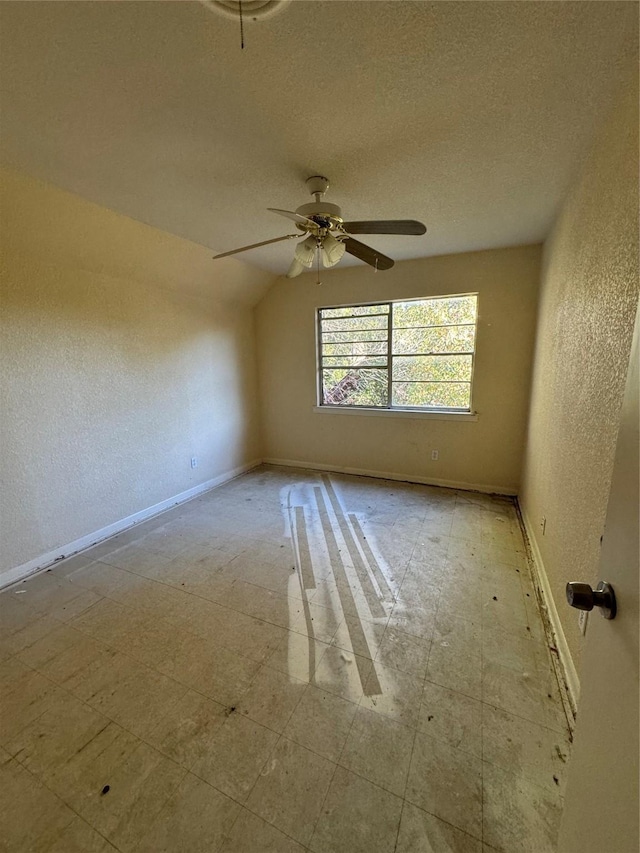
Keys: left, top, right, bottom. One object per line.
{"left": 0, "top": 1, "right": 636, "bottom": 275}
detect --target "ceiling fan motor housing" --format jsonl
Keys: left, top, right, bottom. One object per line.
{"left": 295, "top": 201, "right": 343, "bottom": 231}
{"left": 201, "top": 0, "right": 291, "bottom": 22}
{"left": 296, "top": 177, "right": 342, "bottom": 230}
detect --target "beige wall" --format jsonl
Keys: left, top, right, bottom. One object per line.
{"left": 0, "top": 170, "right": 274, "bottom": 578}
{"left": 255, "top": 245, "right": 541, "bottom": 493}
{"left": 520, "top": 72, "right": 639, "bottom": 673}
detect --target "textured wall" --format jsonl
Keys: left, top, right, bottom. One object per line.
{"left": 255, "top": 245, "right": 541, "bottom": 493}
{"left": 0, "top": 171, "right": 272, "bottom": 576}
{"left": 520, "top": 72, "right": 639, "bottom": 669}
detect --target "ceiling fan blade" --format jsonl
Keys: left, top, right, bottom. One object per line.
{"left": 344, "top": 237, "right": 394, "bottom": 271}
{"left": 267, "top": 208, "right": 317, "bottom": 228}
{"left": 213, "top": 233, "right": 299, "bottom": 259}
{"left": 342, "top": 220, "right": 426, "bottom": 235}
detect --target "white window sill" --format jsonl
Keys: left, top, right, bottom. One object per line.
{"left": 312, "top": 406, "right": 478, "bottom": 422}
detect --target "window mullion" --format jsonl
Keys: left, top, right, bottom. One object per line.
{"left": 387, "top": 303, "right": 393, "bottom": 408}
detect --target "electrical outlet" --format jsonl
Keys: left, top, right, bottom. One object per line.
{"left": 578, "top": 609, "right": 589, "bottom": 636}
{"left": 431, "top": 450, "right": 439, "bottom": 461}
{"left": 190, "top": 457, "right": 198, "bottom": 469}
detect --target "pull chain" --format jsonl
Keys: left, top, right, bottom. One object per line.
{"left": 238, "top": 0, "right": 245, "bottom": 49}
{"left": 316, "top": 244, "right": 322, "bottom": 285}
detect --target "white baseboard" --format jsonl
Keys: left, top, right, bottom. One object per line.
{"left": 262, "top": 457, "right": 517, "bottom": 496}
{"left": 0, "top": 459, "right": 262, "bottom": 590}
{"left": 519, "top": 503, "right": 580, "bottom": 715}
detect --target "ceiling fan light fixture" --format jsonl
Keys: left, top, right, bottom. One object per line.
{"left": 286, "top": 258, "right": 306, "bottom": 279}
{"left": 294, "top": 235, "right": 317, "bottom": 268}
{"left": 321, "top": 233, "right": 346, "bottom": 268}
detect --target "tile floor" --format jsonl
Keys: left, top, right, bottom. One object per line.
{"left": 0, "top": 466, "right": 571, "bottom": 852}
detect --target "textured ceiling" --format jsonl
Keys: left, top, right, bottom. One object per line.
{"left": 0, "top": 1, "right": 636, "bottom": 274}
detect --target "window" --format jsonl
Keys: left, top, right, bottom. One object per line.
{"left": 317, "top": 294, "right": 478, "bottom": 412}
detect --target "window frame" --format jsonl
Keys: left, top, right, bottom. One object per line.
{"left": 316, "top": 293, "right": 479, "bottom": 414}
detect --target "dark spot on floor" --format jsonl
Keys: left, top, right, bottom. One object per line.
{"left": 492, "top": 596, "right": 498, "bottom": 601}
{"left": 101, "top": 785, "right": 110, "bottom": 795}
{"left": 427, "top": 715, "right": 434, "bottom": 721}
{"left": 553, "top": 775, "right": 559, "bottom": 785}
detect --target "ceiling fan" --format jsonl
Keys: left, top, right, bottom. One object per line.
{"left": 213, "top": 176, "right": 426, "bottom": 278}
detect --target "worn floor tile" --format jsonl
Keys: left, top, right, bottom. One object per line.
{"left": 191, "top": 712, "right": 279, "bottom": 802}
{"left": 63, "top": 739, "right": 187, "bottom": 851}
{"left": 339, "top": 705, "right": 414, "bottom": 796}
{"left": 219, "top": 808, "right": 306, "bottom": 853}
{"left": 482, "top": 762, "right": 563, "bottom": 852}
{"left": 387, "top": 597, "right": 438, "bottom": 641}
{"left": 290, "top": 599, "right": 343, "bottom": 645}
{"left": 419, "top": 680, "right": 482, "bottom": 759}
{"left": 482, "top": 704, "right": 571, "bottom": 794}
{"left": 406, "top": 732, "right": 483, "bottom": 839}
{"left": 133, "top": 772, "right": 239, "bottom": 853}
{"left": 0, "top": 659, "right": 65, "bottom": 745}
{"left": 6, "top": 690, "right": 112, "bottom": 782}
{"left": 426, "top": 638, "right": 482, "bottom": 702}
{"left": 331, "top": 611, "right": 388, "bottom": 660}
{"left": 31, "top": 816, "right": 120, "bottom": 852}
{"left": 0, "top": 756, "right": 76, "bottom": 851}
{"left": 313, "top": 644, "right": 374, "bottom": 703}
{"left": 69, "top": 649, "right": 187, "bottom": 738}
{"left": 246, "top": 737, "right": 335, "bottom": 846}
{"left": 309, "top": 765, "right": 403, "bottom": 853}
{"left": 267, "top": 629, "right": 330, "bottom": 682}
{"left": 482, "top": 623, "right": 548, "bottom": 675}
{"left": 236, "top": 664, "right": 306, "bottom": 732}
{"left": 359, "top": 661, "right": 423, "bottom": 728}
{"left": 284, "top": 684, "right": 358, "bottom": 762}
{"left": 213, "top": 610, "right": 288, "bottom": 665}
{"left": 17, "top": 623, "right": 113, "bottom": 690}
{"left": 395, "top": 802, "right": 482, "bottom": 852}
{"left": 482, "top": 661, "right": 566, "bottom": 732}
{"left": 6, "top": 573, "right": 100, "bottom": 622}
{"left": 375, "top": 625, "right": 431, "bottom": 679}
{"left": 144, "top": 689, "right": 228, "bottom": 769}
{"left": 0, "top": 611, "right": 63, "bottom": 659}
